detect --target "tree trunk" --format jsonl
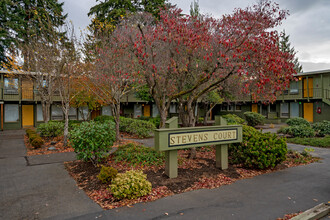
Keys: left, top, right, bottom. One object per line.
{"left": 42, "top": 101, "right": 51, "bottom": 123}
{"left": 159, "top": 109, "right": 167, "bottom": 128}
{"left": 63, "top": 102, "right": 69, "bottom": 147}
{"left": 111, "top": 102, "right": 121, "bottom": 141}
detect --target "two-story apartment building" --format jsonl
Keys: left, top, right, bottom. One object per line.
{"left": 0, "top": 70, "right": 167, "bottom": 130}
{"left": 215, "top": 69, "right": 330, "bottom": 123}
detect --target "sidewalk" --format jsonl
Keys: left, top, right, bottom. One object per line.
{"left": 0, "top": 130, "right": 101, "bottom": 220}
{"left": 0, "top": 130, "right": 329, "bottom": 220}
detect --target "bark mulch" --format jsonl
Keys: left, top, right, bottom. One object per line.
{"left": 65, "top": 147, "right": 319, "bottom": 210}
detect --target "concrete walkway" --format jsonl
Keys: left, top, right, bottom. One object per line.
{"left": 0, "top": 130, "right": 101, "bottom": 220}
{"left": 0, "top": 130, "right": 329, "bottom": 220}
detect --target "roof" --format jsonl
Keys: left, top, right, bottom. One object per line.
{"left": 296, "top": 69, "right": 330, "bottom": 77}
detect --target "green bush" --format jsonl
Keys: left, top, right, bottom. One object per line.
{"left": 110, "top": 170, "right": 152, "bottom": 200}
{"left": 120, "top": 117, "right": 156, "bottom": 138}
{"left": 37, "top": 121, "right": 64, "bottom": 137}
{"left": 279, "top": 125, "right": 314, "bottom": 138}
{"left": 243, "top": 112, "right": 265, "bottom": 127}
{"left": 230, "top": 125, "right": 287, "bottom": 169}
{"left": 137, "top": 116, "right": 161, "bottom": 128}
{"left": 29, "top": 134, "right": 38, "bottom": 142}
{"left": 286, "top": 117, "right": 310, "bottom": 127}
{"left": 113, "top": 143, "right": 164, "bottom": 166}
{"left": 222, "top": 114, "right": 245, "bottom": 125}
{"left": 97, "top": 166, "right": 118, "bottom": 184}
{"left": 69, "top": 121, "right": 116, "bottom": 165}
{"left": 312, "top": 120, "right": 330, "bottom": 137}
{"left": 93, "top": 115, "right": 114, "bottom": 123}
{"left": 31, "top": 137, "right": 44, "bottom": 148}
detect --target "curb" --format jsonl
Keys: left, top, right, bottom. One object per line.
{"left": 291, "top": 203, "right": 330, "bottom": 220}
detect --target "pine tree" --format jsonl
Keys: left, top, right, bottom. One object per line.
{"left": 280, "top": 30, "right": 303, "bottom": 73}
{"left": 0, "top": 0, "right": 67, "bottom": 70}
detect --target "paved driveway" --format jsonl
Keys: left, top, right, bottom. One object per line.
{"left": 0, "top": 130, "right": 101, "bottom": 220}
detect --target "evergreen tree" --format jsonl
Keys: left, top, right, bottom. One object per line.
{"left": 280, "top": 30, "right": 303, "bottom": 73}
{"left": 0, "top": 0, "right": 67, "bottom": 70}
{"left": 190, "top": 0, "right": 200, "bottom": 18}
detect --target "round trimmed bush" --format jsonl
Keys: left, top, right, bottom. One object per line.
{"left": 110, "top": 170, "right": 152, "bottom": 200}
{"left": 222, "top": 114, "right": 245, "bottom": 125}
{"left": 31, "top": 137, "right": 44, "bottom": 148}
{"left": 69, "top": 121, "right": 116, "bottom": 164}
{"left": 37, "top": 121, "right": 64, "bottom": 137}
{"left": 244, "top": 112, "right": 265, "bottom": 127}
{"left": 286, "top": 117, "right": 310, "bottom": 127}
{"left": 312, "top": 120, "right": 330, "bottom": 137}
{"left": 97, "top": 166, "right": 118, "bottom": 184}
{"left": 230, "top": 125, "right": 287, "bottom": 169}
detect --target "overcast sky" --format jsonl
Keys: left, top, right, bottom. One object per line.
{"left": 61, "top": 0, "right": 330, "bottom": 72}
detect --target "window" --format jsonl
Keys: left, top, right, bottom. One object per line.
{"left": 169, "top": 104, "right": 177, "bottom": 113}
{"left": 37, "top": 104, "right": 43, "bottom": 121}
{"left": 134, "top": 104, "right": 142, "bottom": 118}
{"left": 235, "top": 105, "right": 242, "bottom": 111}
{"left": 280, "top": 103, "right": 289, "bottom": 118}
{"left": 102, "top": 106, "right": 112, "bottom": 116}
{"left": 5, "top": 104, "right": 19, "bottom": 122}
{"left": 78, "top": 106, "right": 89, "bottom": 120}
{"left": 290, "top": 102, "right": 299, "bottom": 118}
{"left": 152, "top": 104, "right": 160, "bottom": 117}
{"left": 51, "top": 105, "right": 63, "bottom": 120}
{"left": 68, "top": 107, "right": 77, "bottom": 120}
{"left": 221, "top": 105, "right": 227, "bottom": 111}
{"left": 4, "top": 78, "right": 18, "bottom": 94}
{"left": 290, "top": 81, "right": 299, "bottom": 94}
{"left": 228, "top": 105, "right": 234, "bottom": 111}
{"left": 269, "top": 104, "right": 276, "bottom": 113}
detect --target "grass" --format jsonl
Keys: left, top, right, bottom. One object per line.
{"left": 287, "top": 135, "right": 330, "bottom": 148}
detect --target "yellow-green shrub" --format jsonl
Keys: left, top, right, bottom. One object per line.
{"left": 31, "top": 137, "right": 44, "bottom": 148}
{"left": 97, "top": 166, "right": 118, "bottom": 184}
{"left": 110, "top": 170, "right": 152, "bottom": 200}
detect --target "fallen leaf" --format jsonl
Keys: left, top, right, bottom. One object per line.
{"left": 165, "top": 213, "right": 168, "bottom": 215}
{"left": 313, "top": 199, "right": 318, "bottom": 202}
{"left": 288, "top": 197, "right": 291, "bottom": 200}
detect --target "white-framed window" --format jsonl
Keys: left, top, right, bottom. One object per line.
{"left": 290, "top": 102, "right": 299, "bottom": 118}
{"left": 69, "top": 107, "right": 77, "bottom": 120}
{"left": 290, "top": 81, "right": 299, "bottom": 94}
{"left": 37, "top": 104, "right": 44, "bottom": 121}
{"left": 4, "top": 78, "right": 18, "bottom": 94}
{"left": 152, "top": 104, "right": 160, "bottom": 117}
{"left": 228, "top": 105, "right": 234, "bottom": 111}
{"left": 51, "top": 105, "right": 63, "bottom": 120}
{"left": 280, "top": 102, "right": 289, "bottom": 118}
{"left": 134, "top": 104, "right": 142, "bottom": 118}
{"left": 169, "top": 104, "right": 177, "bottom": 113}
{"left": 102, "top": 106, "right": 112, "bottom": 116}
{"left": 4, "top": 104, "right": 19, "bottom": 122}
{"left": 78, "top": 106, "right": 89, "bottom": 120}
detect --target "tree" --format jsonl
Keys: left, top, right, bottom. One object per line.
{"left": 1, "top": 0, "right": 67, "bottom": 70}
{"left": 86, "top": 28, "right": 140, "bottom": 140}
{"left": 279, "top": 30, "right": 303, "bottom": 73}
{"left": 118, "top": 1, "right": 296, "bottom": 130}
{"left": 199, "top": 90, "right": 223, "bottom": 125}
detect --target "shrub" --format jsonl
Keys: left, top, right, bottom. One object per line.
{"left": 114, "top": 143, "right": 164, "bottom": 166}
{"left": 230, "top": 125, "right": 287, "bottom": 169}
{"left": 222, "top": 114, "right": 245, "bottom": 125}
{"left": 37, "top": 121, "right": 64, "bottom": 137}
{"left": 137, "top": 116, "right": 161, "bottom": 128}
{"left": 93, "top": 115, "right": 114, "bottom": 123}
{"left": 286, "top": 117, "right": 310, "bottom": 127}
{"left": 26, "top": 129, "right": 36, "bottom": 138}
{"left": 280, "top": 125, "right": 314, "bottom": 138}
{"left": 69, "top": 121, "right": 116, "bottom": 165}
{"left": 312, "top": 120, "right": 330, "bottom": 137}
{"left": 244, "top": 112, "right": 265, "bottom": 127}
{"left": 29, "top": 134, "right": 38, "bottom": 142}
{"left": 120, "top": 117, "right": 156, "bottom": 138}
{"left": 31, "top": 137, "right": 44, "bottom": 148}
{"left": 110, "top": 170, "right": 152, "bottom": 200}
{"left": 97, "top": 166, "right": 118, "bottom": 184}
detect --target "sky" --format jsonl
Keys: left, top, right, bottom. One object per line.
{"left": 61, "top": 0, "right": 330, "bottom": 72}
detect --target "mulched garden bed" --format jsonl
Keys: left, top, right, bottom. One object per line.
{"left": 65, "top": 147, "right": 320, "bottom": 210}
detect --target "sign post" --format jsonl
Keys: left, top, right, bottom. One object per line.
{"left": 154, "top": 116, "right": 242, "bottom": 178}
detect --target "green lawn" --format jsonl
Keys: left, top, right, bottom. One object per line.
{"left": 287, "top": 135, "right": 330, "bottom": 148}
